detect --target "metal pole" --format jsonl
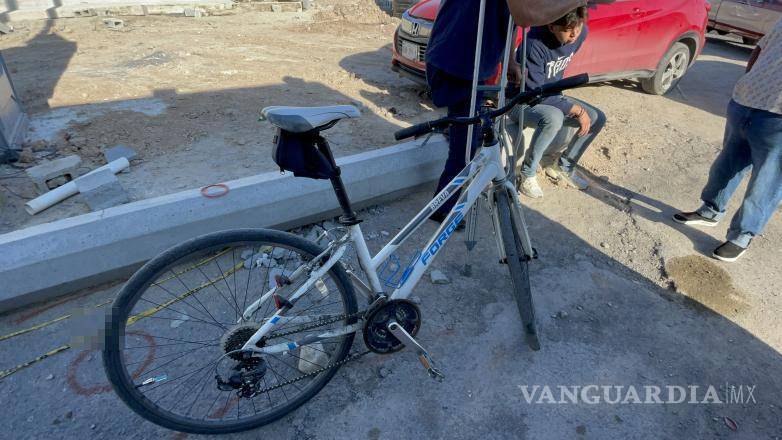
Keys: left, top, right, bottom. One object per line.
{"left": 513, "top": 27, "right": 529, "bottom": 162}
{"left": 464, "top": 0, "right": 487, "bottom": 166}
{"left": 463, "top": 7, "right": 517, "bottom": 277}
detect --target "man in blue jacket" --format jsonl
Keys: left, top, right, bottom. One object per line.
{"left": 513, "top": 6, "right": 606, "bottom": 198}
{"left": 425, "top": 0, "right": 588, "bottom": 224}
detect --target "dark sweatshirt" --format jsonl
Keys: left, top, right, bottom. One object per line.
{"left": 518, "top": 25, "right": 589, "bottom": 113}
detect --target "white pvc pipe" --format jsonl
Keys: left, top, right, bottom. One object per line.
{"left": 25, "top": 157, "right": 130, "bottom": 215}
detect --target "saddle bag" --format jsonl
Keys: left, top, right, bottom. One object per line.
{"left": 272, "top": 128, "right": 337, "bottom": 180}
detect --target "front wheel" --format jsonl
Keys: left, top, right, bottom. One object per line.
{"left": 495, "top": 189, "right": 540, "bottom": 351}
{"left": 641, "top": 42, "right": 691, "bottom": 95}
{"left": 103, "top": 229, "right": 358, "bottom": 434}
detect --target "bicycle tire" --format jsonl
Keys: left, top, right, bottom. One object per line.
{"left": 495, "top": 190, "right": 541, "bottom": 351}
{"left": 103, "top": 229, "right": 358, "bottom": 434}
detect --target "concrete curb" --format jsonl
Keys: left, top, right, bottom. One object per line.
{"left": 0, "top": 137, "right": 448, "bottom": 312}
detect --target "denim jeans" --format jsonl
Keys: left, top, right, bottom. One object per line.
{"left": 697, "top": 100, "right": 782, "bottom": 248}
{"left": 510, "top": 97, "right": 606, "bottom": 178}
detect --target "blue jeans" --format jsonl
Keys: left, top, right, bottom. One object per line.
{"left": 512, "top": 97, "right": 606, "bottom": 178}
{"left": 697, "top": 100, "right": 782, "bottom": 248}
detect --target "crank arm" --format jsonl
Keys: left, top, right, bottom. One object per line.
{"left": 387, "top": 321, "right": 444, "bottom": 382}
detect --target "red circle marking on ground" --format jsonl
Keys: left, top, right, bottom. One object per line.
{"left": 66, "top": 331, "right": 156, "bottom": 396}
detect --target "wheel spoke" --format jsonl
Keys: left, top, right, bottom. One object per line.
{"left": 106, "top": 238, "right": 356, "bottom": 431}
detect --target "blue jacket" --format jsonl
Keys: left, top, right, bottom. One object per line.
{"left": 519, "top": 25, "right": 589, "bottom": 113}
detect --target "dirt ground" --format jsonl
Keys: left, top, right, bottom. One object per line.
{"left": 0, "top": 0, "right": 436, "bottom": 232}
{"left": 0, "top": 0, "right": 779, "bottom": 345}
{"left": 0, "top": 2, "right": 781, "bottom": 437}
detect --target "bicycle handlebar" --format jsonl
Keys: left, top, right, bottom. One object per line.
{"left": 394, "top": 73, "right": 590, "bottom": 141}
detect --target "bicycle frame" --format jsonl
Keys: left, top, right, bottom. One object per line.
{"left": 240, "top": 139, "right": 532, "bottom": 355}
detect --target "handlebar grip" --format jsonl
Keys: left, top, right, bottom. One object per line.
{"left": 540, "top": 73, "right": 590, "bottom": 95}
{"left": 394, "top": 121, "right": 435, "bottom": 141}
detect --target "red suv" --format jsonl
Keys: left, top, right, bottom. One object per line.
{"left": 392, "top": 0, "right": 710, "bottom": 95}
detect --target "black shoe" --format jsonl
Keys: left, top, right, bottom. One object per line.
{"left": 673, "top": 211, "right": 719, "bottom": 227}
{"left": 429, "top": 211, "right": 466, "bottom": 231}
{"left": 712, "top": 241, "right": 747, "bottom": 262}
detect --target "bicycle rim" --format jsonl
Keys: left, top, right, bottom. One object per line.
{"left": 103, "top": 229, "right": 358, "bottom": 434}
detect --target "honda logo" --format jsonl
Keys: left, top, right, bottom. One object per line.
{"left": 410, "top": 22, "right": 420, "bottom": 37}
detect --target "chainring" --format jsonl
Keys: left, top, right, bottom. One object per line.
{"left": 362, "top": 299, "right": 421, "bottom": 354}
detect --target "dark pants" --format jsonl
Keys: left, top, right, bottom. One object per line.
{"left": 427, "top": 66, "right": 483, "bottom": 218}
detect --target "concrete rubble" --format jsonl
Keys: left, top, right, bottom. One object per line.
{"left": 25, "top": 155, "right": 82, "bottom": 195}
{"left": 74, "top": 168, "right": 130, "bottom": 211}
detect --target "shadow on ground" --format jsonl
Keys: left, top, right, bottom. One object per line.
{"left": 0, "top": 188, "right": 779, "bottom": 439}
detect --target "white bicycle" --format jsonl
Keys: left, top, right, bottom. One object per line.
{"left": 103, "top": 74, "right": 589, "bottom": 434}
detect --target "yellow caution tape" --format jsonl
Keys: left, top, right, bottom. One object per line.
{"left": 0, "top": 257, "right": 246, "bottom": 381}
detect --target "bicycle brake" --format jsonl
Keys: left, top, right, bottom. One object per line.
{"left": 387, "top": 321, "right": 444, "bottom": 382}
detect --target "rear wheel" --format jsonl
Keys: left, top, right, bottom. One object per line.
{"left": 641, "top": 42, "right": 691, "bottom": 95}
{"left": 103, "top": 229, "right": 358, "bottom": 434}
{"left": 495, "top": 189, "right": 540, "bottom": 351}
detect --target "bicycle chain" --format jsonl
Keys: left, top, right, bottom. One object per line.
{"left": 249, "top": 310, "right": 370, "bottom": 395}
{"left": 253, "top": 349, "right": 370, "bottom": 395}
{"left": 265, "top": 310, "right": 365, "bottom": 340}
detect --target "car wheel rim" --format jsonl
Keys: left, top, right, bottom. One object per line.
{"left": 661, "top": 52, "right": 688, "bottom": 92}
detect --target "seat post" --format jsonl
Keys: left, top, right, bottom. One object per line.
{"left": 316, "top": 136, "right": 361, "bottom": 226}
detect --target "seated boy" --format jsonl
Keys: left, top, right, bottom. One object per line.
{"left": 512, "top": 6, "right": 606, "bottom": 198}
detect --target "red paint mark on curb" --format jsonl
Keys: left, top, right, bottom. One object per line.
{"left": 200, "top": 184, "right": 230, "bottom": 199}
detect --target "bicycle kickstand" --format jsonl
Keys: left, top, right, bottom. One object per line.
{"left": 387, "top": 321, "right": 445, "bottom": 382}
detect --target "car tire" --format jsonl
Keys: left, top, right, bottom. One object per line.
{"left": 742, "top": 36, "right": 759, "bottom": 46}
{"left": 641, "top": 42, "right": 691, "bottom": 95}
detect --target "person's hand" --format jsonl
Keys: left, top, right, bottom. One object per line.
{"left": 508, "top": 57, "right": 523, "bottom": 85}
{"left": 576, "top": 109, "right": 591, "bottom": 137}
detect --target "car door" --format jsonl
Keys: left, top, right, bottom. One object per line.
{"left": 718, "top": 0, "right": 772, "bottom": 36}
{"left": 760, "top": 0, "right": 782, "bottom": 35}
{"left": 629, "top": 0, "right": 694, "bottom": 71}
{"left": 567, "top": 0, "right": 649, "bottom": 77}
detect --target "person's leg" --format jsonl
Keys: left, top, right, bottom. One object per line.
{"left": 427, "top": 67, "right": 481, "bottom": 221}
{"left": 431, "top": 98, "right": 481, "bottom": 220}
{"left": 725, "top": 109, "right": 782, "bottom": 248}
{"left": 696, "top": 100, "right": 754, "bottom": 222}
{"left": 556, "top": 97, "right": 606, "bottom": 173}
{"left": 518, "top": 104, "right": 565, "bottom": 178}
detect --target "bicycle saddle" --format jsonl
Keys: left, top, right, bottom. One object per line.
{"left": 261, "top": 105, "right": 361, "bottom": 133}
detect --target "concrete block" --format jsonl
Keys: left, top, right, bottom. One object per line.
{"left": 0, "top": 137, "right": 448, "bottom": 312}
{"left": 103, "top": 145, "right": 138, "bottom": 164}
{"left": 75, "top": 168, "right": 129, "bottom": 211}
{"left": 102, "top": 17, "right": 124, "bottom": 30}
{"left": 248, "top": 2, "right": 302, "bottom": 13}
{"left": 25, "top": 155, "right": 82, "bottom": 195}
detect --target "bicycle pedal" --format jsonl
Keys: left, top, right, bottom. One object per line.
{"left": 387, "top": 321, "right": 445, "bottom": 382}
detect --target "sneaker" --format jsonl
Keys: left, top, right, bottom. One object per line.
{"left": 712, "top": 241, "right": 747, "bottom": 262}
{"left": 519, "top": 176, "right": 544, "bottom": 199}
{"left": 672, "top": 211, "right": 719, "bottom": 227}
{"left": 545, "top": 166, "right": 589, "bottom": 190}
